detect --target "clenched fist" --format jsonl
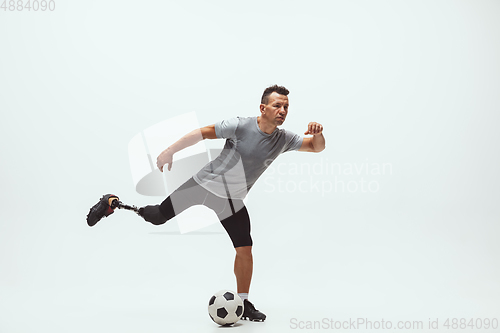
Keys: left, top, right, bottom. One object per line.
{"left": 304, "top": 122, "right": 323, "bottom": 135}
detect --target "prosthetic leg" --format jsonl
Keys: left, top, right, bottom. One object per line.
{"left": 86, "top": 194, "right": 140, "bottom": 226}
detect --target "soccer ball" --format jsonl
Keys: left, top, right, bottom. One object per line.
{"left": 208, "top": 290, "right": 244, "bottom": 326}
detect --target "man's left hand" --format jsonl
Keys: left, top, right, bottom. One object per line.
{"left": 304, "top": 122, "right": 323, "bottom": 135}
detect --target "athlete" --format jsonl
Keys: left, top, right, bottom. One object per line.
{"left": 86, "top": 85, "right": 325, "bottom": 322}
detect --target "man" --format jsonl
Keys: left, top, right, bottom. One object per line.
{"left": 86, "top": 85, "right": 325, "bottom": 322}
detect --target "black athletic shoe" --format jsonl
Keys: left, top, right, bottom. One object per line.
{"left": 86, "top": 194, "right": 119, "bottom": 227}
{"left": 241, "top": 299, "right": 266, "bottom": 322}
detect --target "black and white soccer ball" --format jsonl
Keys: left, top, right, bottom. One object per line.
{"left": 208, "top": 290, "right": 244, "bottom": 326}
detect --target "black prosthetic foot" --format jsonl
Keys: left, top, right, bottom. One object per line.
{"left": 86, "top": 194, "right": 119, "bottom": 227}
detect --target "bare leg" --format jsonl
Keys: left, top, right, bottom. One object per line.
{"left": 234, "top": 246, "right": 253, "bottom": 293}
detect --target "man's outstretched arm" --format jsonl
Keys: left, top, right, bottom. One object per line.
{"left": 298, "top": 122, "right": 325, "bottom": 153}
{"left": 156, "top": 124, "right": 217, "bottom": 172}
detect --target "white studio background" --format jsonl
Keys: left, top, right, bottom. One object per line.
{"left": 1, "top": 1, "right": 499, "bottom": 332}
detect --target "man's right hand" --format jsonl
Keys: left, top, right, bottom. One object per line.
{"left": 156, "top": 125, "right": 216, "bottom": 172}
{"left": 157, "top": 148, "right": 173, "bottom": 172}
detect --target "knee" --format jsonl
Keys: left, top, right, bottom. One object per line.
{"left": 139, "top": 205, "right": 168, "bottom": 225}
{"left": 235, "top": 246, "right": 252, "bottom": 259}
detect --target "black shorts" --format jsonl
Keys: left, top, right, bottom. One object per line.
{"left": 156, "top": 177, "right": 252, "bottom": 248}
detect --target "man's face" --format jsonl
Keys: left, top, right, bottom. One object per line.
{"left": 260, "top": 92, "right": 289, "bottom": 126}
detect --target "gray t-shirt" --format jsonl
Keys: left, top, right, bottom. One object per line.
{"left": 193, "top": 116, "right": 303, "bottom": 199}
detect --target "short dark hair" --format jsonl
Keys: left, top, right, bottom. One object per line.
{"left": 261, "top": 84, "right": 289, "bottom": 104}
